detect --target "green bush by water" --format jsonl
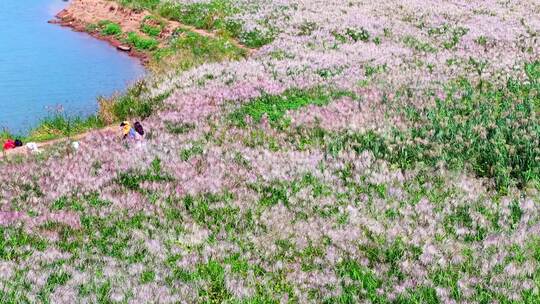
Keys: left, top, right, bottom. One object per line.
{"left": 126, "top": 32, "right": 158, "bottom": 50}
{"left": 101, "top": 22, "right": 122, "bottom": 36}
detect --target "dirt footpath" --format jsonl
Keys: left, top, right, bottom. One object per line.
{"left": 1, "top": 125, "right": 118, "bottom": 160}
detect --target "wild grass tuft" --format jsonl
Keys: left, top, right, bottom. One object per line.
{"left": 140, "top": 15, "right": 164, "bottom": 37}
{"left": 98, "top": 20, "right": 122, "bottom": 36}
{"left": 126, "top": 32, "right": 158, "bottom": 50}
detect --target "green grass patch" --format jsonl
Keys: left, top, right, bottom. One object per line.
{"left": 427, "top": 24, "right": 469, "bottom": 50}
{"left": 107, "top": 80, "right": 170, "bottom": 121}
{"left": 182, "top": 192, "right": 248, "bottom": 236}
{"left": 66, "top": 212, "right": 153, "bottom": 260}
{"left": 196, "top": 260, "right": 233, "bottom": 303}
{"left": 165, "top": 121, "right": 195, "bottom": 135}
{"left": 443, "top": 27, "right": 468, "bottom": 49}
{"left": 50, "top": 193, "right": 111, "bottom": 212}
{"left": 297, "top": 62, "right": 540, "bottom": 191}
{"left": 403, "top": 36, "right": 437, "bottom": 53}
{"left": 117, "top": 0, "right": 161, "bottom": 10}
{"left": 395, "top": 286, "right": 440, "bottom": 304}
{"left": 156, "top": 0, "right": 278, "bottom": 48}
{"left": 141, "top": 24, "right": 161, "bottom": 37}
{"left": 333, "top": 27, "right": 371, "bottom": 43}
{"left": 152, "top": 28, "right": 246, "bottom": 72}
{"left": 1, "top": 114, "right": 105, "bottom": 144}
{"left": 168, "top": 259, "right": 235, "bottom": 301}
{"left": 415, "top": 75, "right": 540, "bottom": 189}
{"left": 140, "top": 269, "right": 156, "bottom": 284}
{"left": 240, "top": 29, "right": 276, "bottom": 48}
{"left": 0, "top": 227, "right": 47, "bottom": 261}
{"left": 180, "top": 142, "right": 204, "bottom": 161}
{"left": 229, "top": 88, "right": 356, "bottom": 128}
{"left": 364, "top": 63, "right": 388, "bottom": 77}
{"left": 250, "top": 173, "right": 332, "bottom": 212}
{"left": 141, "top": 15, "right": 164, "bottom": 37}
{"left": 158, "top": 0, "right": 237, "bottom": 31}
{"left": 115, "top": 158, "right": 174, "bottom": 191}
{"left": 29, "top": 114, "right": 104, "bottom": 142}
{"left": 98, "top": 20, "right": 122, "bottom": 36}
{"left": 326, "top": 259, "right": 383, "bottom": 303}
{"left": 126, "top": 32, "right": 158, "bottom": 50}
{"left": 120, "top": 0, "right": 275, "bottom": 48}
{"left": 38, "top": 271, "right": 71, "bottom": 302}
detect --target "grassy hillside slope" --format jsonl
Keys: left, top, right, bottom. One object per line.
{"left": 1, "top": 0, "right": 540, "bottom": 303}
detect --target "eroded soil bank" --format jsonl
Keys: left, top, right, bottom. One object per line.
{"left": 51, "top": 0, "right": 159, "bottom": 64}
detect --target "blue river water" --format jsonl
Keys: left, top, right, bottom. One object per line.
{"left": 0, "top": 0, "right": 145, "bottom": 133}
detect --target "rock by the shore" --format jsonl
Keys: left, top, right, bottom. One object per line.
{"left": 117, "top": 45, "right": 131, "bottom": 52}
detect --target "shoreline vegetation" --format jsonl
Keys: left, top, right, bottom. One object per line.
{"left": 2, "top": 0, "right": 257, "bottom": 149}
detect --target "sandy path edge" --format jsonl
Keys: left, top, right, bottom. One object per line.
{"left": 1, "top": 125, "right": 119, "bottom": 160}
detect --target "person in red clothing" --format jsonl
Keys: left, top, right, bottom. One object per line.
{"left": 3, "top": 139, "right": 16, "bottom": 151}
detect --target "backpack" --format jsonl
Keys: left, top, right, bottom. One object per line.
{"left": 134, "top": 122, "right": 144, "bottom": 136}
{"left": 14, "top": 139, "right": 23, "bottom": 147}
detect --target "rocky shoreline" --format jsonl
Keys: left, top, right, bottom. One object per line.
{"left": 49, "top": 0, "right": 153, "bottom": 64}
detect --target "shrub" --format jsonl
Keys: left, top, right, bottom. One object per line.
{"left": 112, "top": 90, "right": 169, "bottom": 121}
{"left": 97, "top": 20, "right": 122, "bottom": 36}
{"left": 102, "top": 22, "right": 122, "bottom": 36}
{"left": 126, "top": 32, "right": 158, "bottom": 50}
